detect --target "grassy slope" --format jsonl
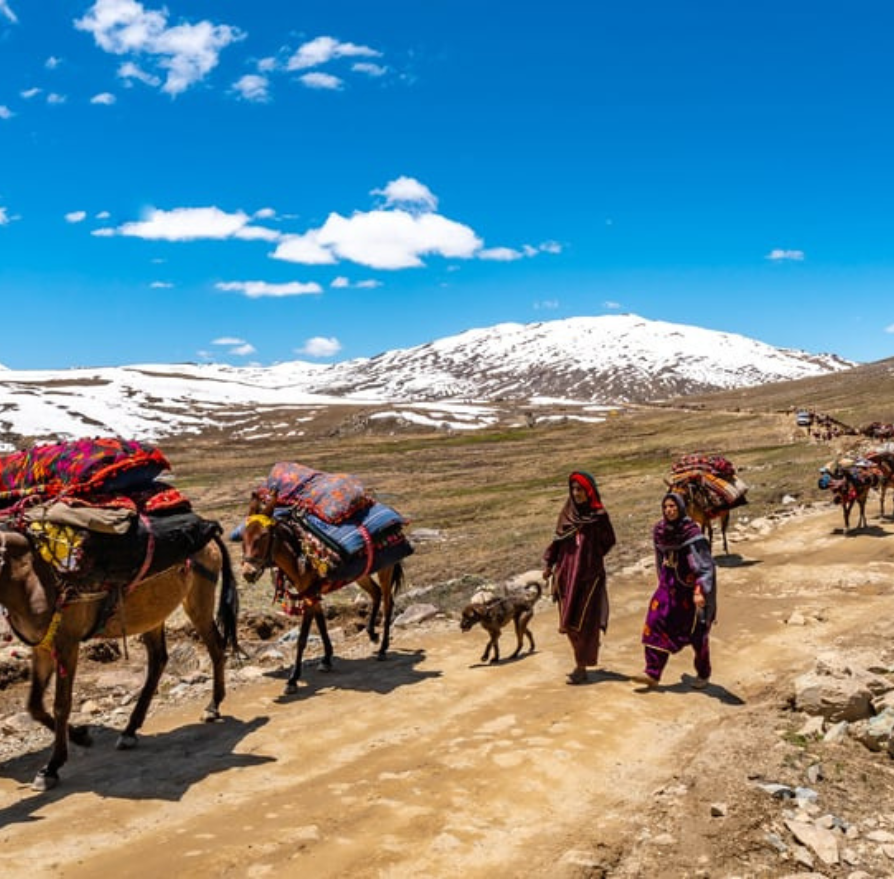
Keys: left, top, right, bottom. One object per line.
{"left": 160, "top": 357, "right": 894, "bottom": 609}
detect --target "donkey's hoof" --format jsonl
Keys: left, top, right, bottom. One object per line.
{"left": 69, "top": 725, "right": 93, "bottom": 747}
{"left": 32, "top": 768, "right": 59, "bottom": 792}
{"left": 284, "top": 681, "right": 299, "bottom": 695}
{"left": 202, "top": 707, "right": 221, "bottom": 723}
{"left": 116, "top": 733, "right": 138, "bottom": 751}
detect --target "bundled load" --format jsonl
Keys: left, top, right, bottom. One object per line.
{"left": 260, "top": 461, "right": 413, "bottom": 587}
{"left": 0, "top": 438, "right": 218, "bottom": 592}
{"left": 670, "top": 454, "right": 749, "bottom": 512}
{"left": 817, "top": 454, "right": 880, "bottom": 498}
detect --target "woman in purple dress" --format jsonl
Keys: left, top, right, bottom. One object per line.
{"left": 639, "top": 491, "right": 716, "bottom": 688}
{"left": 542, "top": 471, "right": 617, "bottom": 685}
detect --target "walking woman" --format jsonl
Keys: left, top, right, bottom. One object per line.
{"left": 639, "top": 491, "right": 716, "bottom": 688}
{"left": 542, "top": 471, "right": 616, "bottom": 685}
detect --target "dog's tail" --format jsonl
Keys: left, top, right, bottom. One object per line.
{"left": 523, "top": 579, "right": 543, "bottom": 604}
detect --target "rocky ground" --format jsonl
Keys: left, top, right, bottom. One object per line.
{"left": 1, "top": 503, "right": 893, "bottom": 878}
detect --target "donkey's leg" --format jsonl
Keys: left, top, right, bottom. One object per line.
{"left": 33, "top": 639, "right": 80, "bottom": 791}
{"left": 285, "top": 611, "right": 314, "bottom": 694}
{"left": 117, "top": 626, "right": 167, "bottom": 750}
{"left": 374, "top": 568, "right": 398, "bottom": 660}
{"left": 315, "top": 607, "right": 334, "bottom": 671}
{"left": 357, "top": 577, "right": 383, "bottom": 645}
{"left": 183, "top": 562, "right": 228, "bottom": 721}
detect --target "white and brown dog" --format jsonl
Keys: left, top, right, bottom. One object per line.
{"left": 460, "top": 579, "right": 542, "bottom": 663}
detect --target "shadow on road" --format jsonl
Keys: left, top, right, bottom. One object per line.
{"left": 269, "top": 647, "right": 440, "bottom": 701}
{"left": 0, "top": 714, "right": 272, "bottom": 826}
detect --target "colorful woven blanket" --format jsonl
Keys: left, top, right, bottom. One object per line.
{"left": 0, "top": 438, "right": 169, "bottom": 508}
{"left": 263, "top": 462, "right": 374, "bottom": 524}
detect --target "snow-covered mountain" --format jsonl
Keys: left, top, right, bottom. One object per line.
{"left": 0, "top": 314, "right": 854, "bottom": 445}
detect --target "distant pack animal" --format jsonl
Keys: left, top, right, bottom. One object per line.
{"left": 460, "top": 580, "right": 542, "bottom": 664}
{"left": 818, "top": 459, "right": 880, "bottom": 532}
{"left": 865, "top": 450, "right": 894, "bottom": 518}
{"left": 667, "top": 454, "right": 748, "bottom": 554}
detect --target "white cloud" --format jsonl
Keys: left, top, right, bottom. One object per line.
{"left": 21, "top": 87, "right": 40, "bottom": 99}
{"left": 212, "top": 336, "right": 245, "bottom": 346}
{"left": 352, "top": 62, "right": 387, "bottom": 77}
{"left": 766, "top": 248, "right": 805, "bottom": 261}
{"left": 46, "top": 56, "right": 62, "bottom": 70}
{"left": 297, "top": 336, "right": 342, "bottom": 358}
{"left": 118, "top": 61, "right": 161, "bottom": 87}
{"left": 254, "top": 207, "right": 276, "bottom": 219}
{"left": 65, "top": 210, "right": 88, "bottom": 223}
{"left": 300, "top": 72, "right": 343, "bottom": 90}
{"left": 149, "top": 281, "right": 172, "bottom": 288}
{"left": 885, "top": 324, "right": 894, "bottom": 335}
{"left": 47, "top": 93, "right": 67, "bottom": 105}
{"left": 96, "top": 210, "right": 111, "bottom": 219}
{"left": 0, "top": 105, "right": 13, "bottom": 119}
{"left": 229, "top": 343, "right": 256, "bottom": 356}
{"left": 91, "top": 92, "right": 116, "bottom": 105}
{"left": 534, "top": 299, "right": 559, "bottom": 310}
{"left": 479, "top": 247, "right": 523, "bottom": 261}
{"left": 0, "top": 207, "right": 10, "bottom": 225}
{"left": 330, "top": 276, "right": 381, "bottom": 289}
{"left": 0, "top": 1, "right": 17, "bottom": 24}
{"left": 603, "top": 300, "right": 622, "bottom": 310}
{"left": 75, "top": 0, "right": 244, "bottom": 96}
{"left": 112, "top": 206, "right": 278, "bottom": 241}
{"left": 539, "top": 240, "right": 562, "bottom": 254}
{"left": 286, "top": 36, "right": 380, "bottom": 71}
{"left": 273, "top": 209, "right": 482, "bottom": 270}
{"left": 233, "top": 74, "right": 269, "bottom": 102}
{"left": 215, "top": 280, "right": 323, "bottom": 298}
{"left": 373, "top": 176, "right": 437, "bottom": 211}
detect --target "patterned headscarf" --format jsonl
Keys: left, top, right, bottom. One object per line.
{"left": 653, "top": 491, "right": 704, "bottom": 551}
{"left": 553, "top": 470, "right": 604, "bottom": 537}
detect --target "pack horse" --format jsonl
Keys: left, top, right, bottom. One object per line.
{"left": 240, "top": 463, "right": 413, "bottom": 694}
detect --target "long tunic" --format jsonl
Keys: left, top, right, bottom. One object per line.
{"left": 543, "top": 512, "right": 616, "bottom": 666}
{"left": 642, "top": 530, "right": 716, "bottom": 655}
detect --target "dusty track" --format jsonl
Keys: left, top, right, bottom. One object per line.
{"left": 1, "top": 506, "right": 892, "bottom": 877}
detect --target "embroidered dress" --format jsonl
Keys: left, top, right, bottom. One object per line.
{"left": 641, "top": 493, "right": 716, "bottom": 683}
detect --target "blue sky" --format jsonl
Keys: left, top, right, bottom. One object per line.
{"left": 1, "top": 1, "right": 893, "bottom": 370}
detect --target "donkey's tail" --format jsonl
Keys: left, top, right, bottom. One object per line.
{"left": 212, "top": 533, "right": 240, "bottom": 654}
{"left": 391, "top": 561, "right": 405, "bottom": 597}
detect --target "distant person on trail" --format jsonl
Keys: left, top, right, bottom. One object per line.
{"left": 542, "top": 471, "right": 617, "bottom": 685}
{"left": 637, "top": 491, "right": 716, "bottom": 689}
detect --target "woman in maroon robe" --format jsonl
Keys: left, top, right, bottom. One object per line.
{"left": 542, "top": 471, "right": 617, "bottom": 685}
{"left": 638, "top": 492, "right": 716, "bottom": 688}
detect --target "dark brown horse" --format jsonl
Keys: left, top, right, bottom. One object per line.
{"left": 0, "top": 526, "right": 238, "bottom": 791}
{"left": 240, "top": 492, "right": 405, "bottom": 694}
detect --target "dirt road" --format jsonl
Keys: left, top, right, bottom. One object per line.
{"left": 1, "top": 506, "right": 892, "bottom": 877}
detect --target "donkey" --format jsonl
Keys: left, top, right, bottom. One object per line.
{"left": 0, "top": 526, "right": 238, "bottom": 791}
{"left": 818, "top": 466, "right": 877, "bottom": 532}
{"left": 240, "top": 492, "right": 405, "bottom": 694}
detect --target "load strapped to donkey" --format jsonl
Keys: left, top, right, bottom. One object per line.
{"left": 0, "top": 438, "right": 237, "bottom": 638}
{"left": 0, "top": 437, "right": 240, "bottom": 790}
{"left": 250, "top": 461, "right": 414, "bottom": 613}
{"left": 667, "top": 453, "right": 749, "bottom": 554}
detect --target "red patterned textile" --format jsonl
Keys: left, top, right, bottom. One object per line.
{"left": 0, "top": 438, "right": 170, "bottom": 508}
